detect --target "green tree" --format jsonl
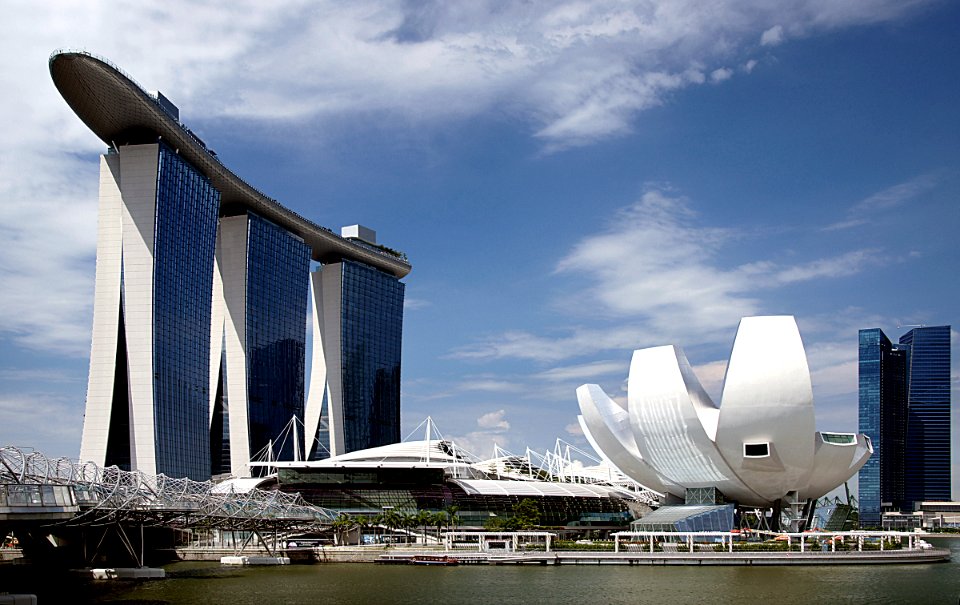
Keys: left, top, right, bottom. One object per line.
{"left": 445, "top": 505, "right": 460, "bottom": 530}
{"left": 513, "top": 498, "right": 541, "bottom": 530}
{"left": 415, "top": 510, "right": 432, "bottom": 544}
{"left": 331, "top": 513, "right": 357, "bottom": 546}
{"left": 430, "top": 510, "right": 448, "bottom": 540}
{"left": 383, "top": 510, "right": 404, "bottom": 542}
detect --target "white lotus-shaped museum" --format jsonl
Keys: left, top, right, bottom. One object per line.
{"left": 577, "top": 316, "right": 871, "bottom": 507}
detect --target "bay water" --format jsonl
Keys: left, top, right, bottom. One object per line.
{"left": 9, "top": 537, "right": 960, "bottom": 604}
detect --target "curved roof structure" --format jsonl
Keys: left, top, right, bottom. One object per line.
{"left": 49, "top": 50, "right": 410, "bottom": 278}
{"left": 578, "top": 316, "right": 872, "bottom": 507}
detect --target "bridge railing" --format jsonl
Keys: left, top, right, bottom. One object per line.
{"left": 0, "top": 484, "right": 77, "bottom": 508}
{"left": 0, "top": 446, "right": 334, "bottom": 528}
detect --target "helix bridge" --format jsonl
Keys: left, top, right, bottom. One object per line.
{"left": 0, "top": 445, "right": 334, "bottom": 530}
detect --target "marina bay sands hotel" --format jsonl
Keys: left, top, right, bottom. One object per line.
{"left": 50, "top": 51, "right": 411, "bottom": 481}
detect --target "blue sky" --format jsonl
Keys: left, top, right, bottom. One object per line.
{"left": 1, "top": 1, "right": 957, "bottom": 494}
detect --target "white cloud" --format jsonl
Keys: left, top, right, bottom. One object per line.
{"left": 533, "top": 360, "right": 627, "bottom": 382}
{"left": 459, "top": 378, "right": 521, "bottom": 393}
{"left": 456, "top": 189, "right": 889, "bottom": 363}
{"left": 565, "top": 422, "right": 584, "bottom": 436}
{"left": 443, "top": 408, "right": 514, "bottom": 456}
{"left": 691, "top": 359, "right": 728, "bottom": 401}
{"left": 743, "top": 59, "right": 759, "bottom": 73}
{"left": 403, "top": 298, "right": 432, "bottom": 310}
{"left": 824, "top": 173, "right": 940, "bottom": 231}
{"left": 710, "top": 67, "right": 733, "bottom": 83}
{"left": 554, "top": 190, "right": 755, "bottom": 336}
{"left": 850, "top": 173, "right": 940, "bottom": 213}
{"left": 760, "top": 25, "right": 785, "bottom": 46}
{"left": 773, "top": 249, "right": 880, "bottom": 284}
{"left": 0, "top": 392, "right": 83, "bottom": 457}
{"left": 477, "top": 409, "right": 511, "bottom": 430}
{"left": 0, "top": 1, "right": 938, "bottom": 357}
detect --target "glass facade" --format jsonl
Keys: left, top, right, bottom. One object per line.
{"left": 277, "top": 468, "right": 632, "bottom": 527}
{"left": 900, "top": 326, "right": 952, "bottom": 504}
{"left": 244, "top": 212, "right": 311, "bottom": 462}
{"left": 209, "top": 355, "right": 230, "bottom": 476}
{"left": 857, "top": 329, "right": 906, "bottom": 526}
{"left": 152, "top": 143, "right": 220, "bottom": 480}
{"left": 339, "top": 260, "right": 405, "bottom": 453}
{"left": 859, "top": 325, "right": 951, "bottom": 525}
{"left": 631, "top": 504, "right": 735, "bottom": 533}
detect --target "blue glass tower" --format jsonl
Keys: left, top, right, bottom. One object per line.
{"left": 152, "top": 144, "right": 221, "bottom": 479}
{"left": 84, "top": 142, "right": 220, "bottom": 481}
{"left": 244, "top": 213, "right": 310, "bottom": 462}
{"left": 307, "top": 257, "right": 405, "bottom": 458}
{"left": 858, "top": 324, "right": 951, "bottom": 526}
{"left": 215, "top": 212, "right": 311, "bottom": 474}
{"left": 339, "top": 260, "right": 404, "bottom": 452}
{"left": 900, "top": 326, "right": 952, "bottom": 504}
{"left": 857, "top": 328, "right": 907, "bottom": 526}
{"left": 60, "top": 52, "right": 412, "bottom": 480}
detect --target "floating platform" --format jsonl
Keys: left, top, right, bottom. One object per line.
{"left": 90, "top": 567, "right": 166, "bottom": 579}
{"left": 0, "top": 596, "right": 37, "bottom": 605}
{"left": 220, "top": 556, "right": 291, "bottom": 566}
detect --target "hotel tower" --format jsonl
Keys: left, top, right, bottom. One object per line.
{"left": 51, "top": 51, "right": 410, "bottom": 480}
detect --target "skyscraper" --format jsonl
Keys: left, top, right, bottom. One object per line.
{"left": 212, "top": 212, "right": 311, "bottom": 476}
{"left": 858, "top": 325, "right": 951, "bottom": 525}
{"left": 51, "top": 51, "right": 411, "bottom": 480}
{"left": 857, "top": 329, "right": 907, "bottom": 526}
{"left": 82, "top": 142, "right": 220, "bottom": 480}
{"left": 306, "top": 229, "right": 405, "bottom": 459}
{"left": 900, "top": 325, "right": 952, "bottom": 504}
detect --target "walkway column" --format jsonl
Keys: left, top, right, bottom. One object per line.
{"left": 614, "top": 534, "right": 619, "bottom": 553}
{"left": 650, "top": 535, "right": 654, "bottom": 554}
{"left": 546, "top": 534, "right": 551, "bottom": 553}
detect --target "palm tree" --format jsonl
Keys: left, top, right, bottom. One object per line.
{"left": 415, "top": 510, "right": 432, "bottom": 545}
{"left": 431, "top": 510, "right": 448, "bottom": 541}
{"left": 383, "top": 510, "right": 404, "bottom": 543}
{"left": 445, "top": 505, "right": 460, "bottom": 531}
{"left": 331, "top": 514, "right": 356, "bottom": 546}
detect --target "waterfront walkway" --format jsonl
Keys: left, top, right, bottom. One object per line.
{"left": 376, "top": 547, "right": 951, "bottom": 565}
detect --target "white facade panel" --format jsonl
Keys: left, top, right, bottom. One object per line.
{"left": 576, "top": 385, "right": 668, "bottom": 494}
{"left": 305, "top": 270, "right": 329, "bottom": 459}
{"left": 315, "top": 264, "right": 345, "bottom": 456}
{"left": 79, "top": 154, "right": 124, "bottom": 465}
{"left": 118, "top": 144, "right": 160, "bottom": 476}
{"left": 219, "top": 215, "right": 251, "bottom": 477}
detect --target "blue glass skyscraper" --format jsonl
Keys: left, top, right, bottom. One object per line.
{"left": 900, "top": 326, "right": 952, "bottom": 504}
{"left": 56, "top": 51, "right": 412, "bottom": 480}
{"left": 307, "top": 241, "right": 405, "bottom": 459}
{"left": 858, "top": 325, "right": 951, "bottom": 526}
{"left": 82, "top": 142, "right": 220, "bottom": 481}
{"left": 213, "top": 212, "right": 310, "bottom": 474}
{"left": 857, "top": 329, "right": 907, "bottom": 526}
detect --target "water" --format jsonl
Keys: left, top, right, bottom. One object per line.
{"left": 9, "top": 539, "right": 960, "bottom": 604}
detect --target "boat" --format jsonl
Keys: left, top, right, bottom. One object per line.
{"left": 412, "top": 555, "right": 459, "bottom": 566}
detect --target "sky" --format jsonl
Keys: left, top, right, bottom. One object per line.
{"left": 1, "top": 1, "right": 958, "bottom": 495}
